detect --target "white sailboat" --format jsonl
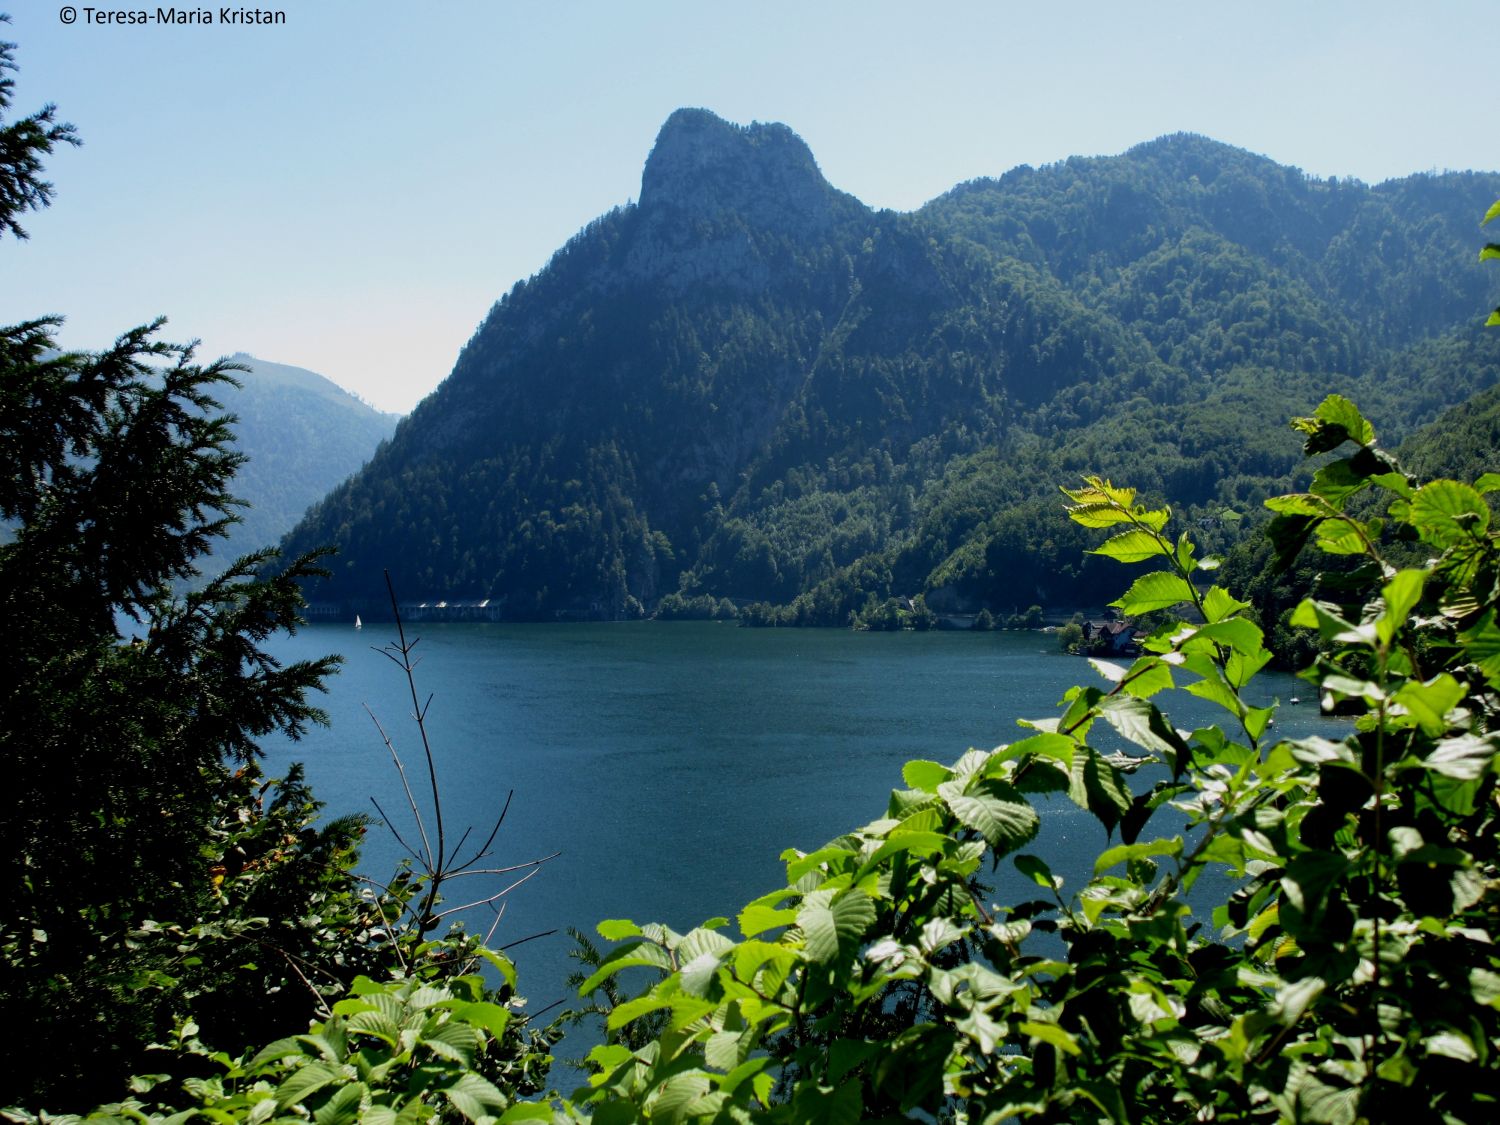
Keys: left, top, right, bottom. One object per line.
{"left": 354, "top": 614, "right": 363, "bottom": 630}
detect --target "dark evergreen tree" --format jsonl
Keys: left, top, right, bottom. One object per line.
{"left": 0, "top": 29, "right": 349, "bottom": 1109}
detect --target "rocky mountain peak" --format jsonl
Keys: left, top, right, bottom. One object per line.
{"left": 638, "top": 108, "right": 851, "bottom": 237}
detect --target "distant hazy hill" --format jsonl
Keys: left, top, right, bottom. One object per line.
{"left": 202, "top": 355, "right": 399, "bottom": 581}
{"left": 278, "top": 110, "right": 1500, "bottom": 620}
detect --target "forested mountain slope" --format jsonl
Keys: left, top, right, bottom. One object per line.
{"left": 203, "top": 355, "right": 398, "bottom": 581}
{"left": 279, "top": 110, "right": 1500, "bottom": 619}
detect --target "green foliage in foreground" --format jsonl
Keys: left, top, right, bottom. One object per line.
{"left": 38, "top": 394, "right": 1500, "bottom": 1124}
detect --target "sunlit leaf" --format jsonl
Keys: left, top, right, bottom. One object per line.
{"left": 1409, "top": 479, "right": 1490, "bottom": 548}
{"left": 939, "top": 778, "right": 1040, "bottom": 854}
{"left": 1112, "top": 571, "right": 1194, "bottom": 614}
{"left": 798, "top": 889, "right": 876, "bottom": 965}
{"left": 1090, "top": 528, "right": 1169, "bottom": 563}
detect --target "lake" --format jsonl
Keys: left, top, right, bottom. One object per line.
{"left": 262, "top": 621, "right": 1333, "bottom": 1032}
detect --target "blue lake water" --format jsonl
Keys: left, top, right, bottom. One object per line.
{"left": 263, "top": 621, "right": 1335, "bottom": 1029}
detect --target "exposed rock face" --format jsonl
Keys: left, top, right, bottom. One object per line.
{"left": 639, "top": 108, "right": 849, "bottom": 233}
{"left": 627, "top": 109, "right": 867, "bottom": 292}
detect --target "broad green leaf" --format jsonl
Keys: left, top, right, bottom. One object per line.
{"left": 938, "top": 778, "right": 1040, "bottom": 854}
{"left": 1263, "top": 494, "right": 1322, "bottom": 516}
{"left": 988, "top": 732, "right": 1076, "bottom": 771}
{"left": 246, "top": 1036, "right": 307, "bottom": 1072}
{"left": 1019, "top": 1020, "right": 1081, "bottom": 1056}
{"left": 1459, "top": 609, "right": 1500, "bottom": 685}
{"left": 1289, "top": 599, "right": 1375, "bottom": 646}
{"left": 1174, "top": 530, "right": 1196, "bottom": 574}
{"left": 1243, "top": 705, "right": 1275, "bottom": 741}
{"left": 586, "top": 1042, "right": 634, "bottom": 1071}
{"left": 466, "top": 946, "right": 518, "bottom": 993}
{"left": 498, "top": 1106, "right": 558, "bottom": 1123}
{"left": 950, "top": 748, "right": 991, "bottom": 779}
{"left": 719, "top": 1055, "right": 774, "bottom": 1095}
{"left": 423, "top": 1018, "right": 480, "bottom": 1067}
{"left": 1377, "top": 569, "right": 1425, "bottom": 644}
{"left": 1392, "top": 674, "right": 1465, "bottom": 736}
{"left": 786, "top": 845, "right": 856, "bottom": 883}
{"left": 1112, "top": 571, "right": 1194, "bottom": 614}
{"left": 858, "top": 829, "right": 949, "bottom": 874}
{"left": 446, "top": 1000, "right": 512, "bottom": 1040}
{"left": 344, "top": 1008, "right": 400, "bottom": 1044}
{"left": 705, "top": 1028, "right": 745, "bottom": 1072}
{"left": 1014, "top": 853, "right": 1059, "bottom": 890}
{"left": 1313, "top": 517, "right": 1368, "bottom": 555}
{"left": 1482, "top": 245, "right": 1500, "bottom": 262}
{"left": 680, "top": 949, "right": 728, "bottom": 998}
{"left": 1089, "top": 657, "right": 1126, "bottom": 683}
{"left": 797, "top": 889, "right": 876, "bottom": 965}
{"left": 313, "top": 1084, "right": 365, "bottom": 1125}
{"left": 1202, "top": 585, "right": 1250, "bottom": 623}
{"left": 596, "top": 919, "right": 642, "bottom": 941}
{"left": 1370, "top": 470, "right": 1415, "bottom": 499}
{"left": 1098, "top": 695, "right": 1189, "bottom": 765}
{"left": 733, "top": 939, "right": 797, "bottom": 982}
{"left": 1090, "top": 529, "right": 1169, "bottom": 563}
{"left": 1061, "top": 478, "right": 1137, "bottom": 507}
{"left": 1409, "top": 479, "right": 1490, "bottom": 547}
{"left": 1425, "top": 1032, "right": 1479, "bottom": 1062}
{"left": 274, "top": 1062, "right": 342, "bottom": 1110}
{"left": 1225, "top": 644, "right": 1274, "bottom": 691}
{"left": 1423, "top": 733, "right": 1499, "bottom": 780}
{"left": 1120, "top": 656, "right": 1174, "bottom": 699}
{"left": 1193, "top": 617, "right": 1266, "bottom": 657}
{"left": 678, "top": 926, "right": 736, "bottom": 965}
{"left": 604, "top": 991, "right": 673, "bottom": 1032}
{"left": 1292, "top": 394, "right": 1374, "bottom": 453}
{"left": 1471, "top": 968, "right": 1500, "bottom": 1007}
{"left": 1064, "top": 503, "right": 1134, "bottom": 529}
{"left": 739, "top": 903, "right": 798, "bottom": 938}
{"left": 1094, "top": 837, "right": 1182, "bottom": 876}
{"left": 1068, "top": 747, "right": 1133, "bottom": 832}
{"left": 826, "top": 1039, "right": 880, "bottom": 1084}
{"left": 444, "top": 1072, "right": 509, "bottom": 1123}
{"left": 1485, "top": 198, "right": 1500, "bottom": 225}
{"left": 1475, "top": 472, "right": 1500, "bottom": 494}
{"left": 902, "top": 759, "right": 950, "bottom": 793}
{"left": 1309, "top": 459, "right": 1368, "bottom": 506}
{"left": 1185, "top": 670, "right": 1245, "bottom": 719}
{"left": 1266, "top": 975, "right": 1325, "bottom": 1027}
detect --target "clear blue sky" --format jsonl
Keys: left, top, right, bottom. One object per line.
{"left": 2, "top": 0, "right": 1495, "bottom": 413}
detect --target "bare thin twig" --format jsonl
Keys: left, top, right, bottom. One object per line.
{"left": 364, "top": 705, "right": 435, "bottom": 873}
{"left": 430, "top": 863, "right": 547, "bottom": 921}
{"left": 368, "top": 795, "right": 426, "bottom": 871}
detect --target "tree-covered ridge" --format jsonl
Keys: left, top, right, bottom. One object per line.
{"left": 197, "top": 354, "right": 399, "bottom": 584}
{"left": 277, "top": 114, "right": 1500, "bottom": 620}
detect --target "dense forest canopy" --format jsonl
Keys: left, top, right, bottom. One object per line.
{"left": 276, "top": 111, "right": 1500, "bottom": 623}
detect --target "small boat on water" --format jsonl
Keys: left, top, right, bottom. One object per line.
{"left": 354, "top": 614, "right": 363, "bottom": 631}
